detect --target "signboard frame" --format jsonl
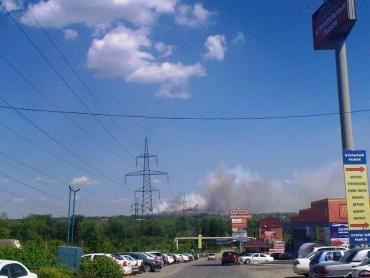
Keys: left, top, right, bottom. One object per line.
{"left": 312, "top": 0, "right": 356, "bottom": 50}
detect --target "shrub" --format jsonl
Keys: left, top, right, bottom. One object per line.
{"left": 78, "top": 256, "right": 123, "bottom": 278}
{"left": 37, "top": 267, "right": 72, "bottom": 278}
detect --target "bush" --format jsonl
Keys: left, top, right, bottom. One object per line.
{"left": 37, "top": 267, "right": 72, "bottom": 278}
{"left": 78, "top": 256, "right": 123, "bottom": 278}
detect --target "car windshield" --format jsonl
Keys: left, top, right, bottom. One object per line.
{"left": 340, "top": 250, "right": 358, "bottom": 263}
{"left": 359, "top": 258, "right": 370, "bottom": 266}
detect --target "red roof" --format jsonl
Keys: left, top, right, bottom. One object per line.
{"left": 258, "top": 217, "right": 282, "bottom": 228}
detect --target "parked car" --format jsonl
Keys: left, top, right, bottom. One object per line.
{"left": 117, "top": 254, "right": 144, "bottom": 274}
{"left": 0, "top": 260, "right": 37, "bottom": 278}
{"left": 293, "top": 246, "right": 348, "bottom": 276}
{"left": 352, "top": 258, "right": 370, "bottom": 278}
{"left": 312, "top": 248, "right": 370, "bottom": 278}
{"left": 240, "top": 252, "right": 254, "bottom": 264}
{"left": 180, "top": 254, "right": 190, "bottom": 262}
{"left": 242, "top": 253, "right": 274, "bottom": 264}
{"left": 163, "top": 253, "right": 175, "bottom": 264}
{"left": 221, "top": 251, "right": 239, "bottom": 265}
{"left": 278, "top": 252, "right": 296, "bottom": 260}
{"left": 183, "top": 253, "right": 194, "bottom": 261}
{"left": 82, "top": 253, "right": 132, "bottom": 275}
{"left": 120, "top": 252, "right": 162, "bottom": 272}
{"left": 208, "top": 253, "right": 216, "bottom": 260}
{"left": 145, "top": 252, "right": 165, "bottom": 267}
{"left": 171, "top": 254, "right": 184, "bottom": 263}
{"left": 308, "top": 249, "right": 346, "bottom": 277}
{"left": 167, "top": 253, "right": 180, "bottom": 264}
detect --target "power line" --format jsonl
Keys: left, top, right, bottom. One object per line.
{"left": 0, "top": 95, "right": 127, "bottom": 190}
{"left": 0, "top": 103, "right": 368, "bottom": 121}
{"left": 0, "top": 4, "right": 137, "bottom": 161}
{"left": 27, "top": 11, "right": 139, "bottom": 154}
{"left": 0, "top": 52, "right": 130, "bottom": 162}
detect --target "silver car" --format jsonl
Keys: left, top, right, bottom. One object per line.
{"left": 312, "top": 248, "right": 370, "bottom": 278}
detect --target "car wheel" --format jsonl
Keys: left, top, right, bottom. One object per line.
{"left": 144, "top": 264, "right": 153, "bottom": 272}
{"left": 246, "top": 259, "right": 251, "bottom": 264}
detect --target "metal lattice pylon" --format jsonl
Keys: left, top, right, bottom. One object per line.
{"left": 126, "top": 137, "right": 168, "bottom": 218}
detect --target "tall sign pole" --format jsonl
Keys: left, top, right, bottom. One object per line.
{"left": 312, "top": 0, "right": 370, "bottom": 246}
{"left": 335, "top": 40, "right": 353, "bottom": 150}
{"left": 312, "top": 0, "right": 356, "bottom": 150}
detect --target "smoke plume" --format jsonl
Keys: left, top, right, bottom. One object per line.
{"left": 156, "top": 162, "right": 344, "bottom": 213}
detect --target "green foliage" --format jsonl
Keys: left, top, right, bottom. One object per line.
{"left": 0, "top": 240, "right": 55, "bottom": 269}
{"left": 37, "top": 267, "right": 72, "bottom": 278}
{"left": 78, "top": 257, "right": 123, "bottom": 278}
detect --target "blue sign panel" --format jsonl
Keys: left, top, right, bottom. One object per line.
{"left": 343, "top": 150, "right": 367, "bottom": 165}
{"left": 330, "top": 223, "right": 348, "bottom": 239}
{"left": 349, "top": 230, "right": 370, "bottom": 245}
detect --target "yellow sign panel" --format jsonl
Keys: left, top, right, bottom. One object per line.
{"left": 343, "top": 163, "right": 370, "bottom": 230}
{"left": 198, "top": 234, "right": 202, "bottom": 249}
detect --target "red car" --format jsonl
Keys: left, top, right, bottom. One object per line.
{"left": 221, "top": 251, "right": 239, "bottom": 265}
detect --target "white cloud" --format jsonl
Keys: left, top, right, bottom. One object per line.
{"left": 155, "top": 84, "right": 191, "bottom": 99}
{"left": 70, "top": 176, "right": 97, "bottom": 186}
{"left": 204, "top": 34, "right": 226, "bottom": 61}
{"left": 1, "top": 0, "right": 22, "bottom": 12}
{"left": 35, "top": 176, "right": 58, "bottom": 184}
{"left": 20, "top": 0, "right": 177, "bottom": 28}
{"left": 232, "top": 31, "right": 245, "bottom": 45}
{"left": 87, "top": 25, "right": 205, "bottom": 99}
{"left": 64, "top": 28, "right": 78, "bottom": 40}
{"left": 175, "top": 3, "right": 212, "bottom": 27}
{"left": 154, "top": 42, "right": 174, "bottom": 57}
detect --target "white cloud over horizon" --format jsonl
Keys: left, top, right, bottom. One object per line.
{"left": 204, "top": 35, "right": 227, "bottom": 61}
{"left": 70, "top": 176, "right": 97, "bottom": 186}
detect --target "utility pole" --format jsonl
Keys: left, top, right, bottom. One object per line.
{"left": 126, "top": 138, "right": 168, "bottom": 244}
{"left": 67, "top": 185, "right": 80, "bottom": 246}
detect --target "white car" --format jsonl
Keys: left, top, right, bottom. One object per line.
{"left": 82, "top": 253, "right": 132, "bottom": 275}
{"left": 180, "top": 254, "right": 190, "bottom": 262}
{"left": 351, "top": 258, "right": 370, "bottom": 278}
{"left": 240, "top": 253, "right": 255, "bottom": 264}
{"left": 0, "top": 260, "right": 37, "bottom": 278}
{"left": 118, "top": 254, "right": 143, "bottom": 274}
{"left": 242, "top": 253, "right": 274, "bottom": 264}
{"left": 293, "top": 246, "right": 348, "bottom": 276}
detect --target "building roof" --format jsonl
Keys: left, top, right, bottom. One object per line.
{"left": 258, "top": 216, "right": 282, "bottom": 228}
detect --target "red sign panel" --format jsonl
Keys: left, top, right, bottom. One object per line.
{"left": 312, "top": 0, "right": 356, "bottom": 50}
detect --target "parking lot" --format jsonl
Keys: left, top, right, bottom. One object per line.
{"left": 140, "top": 257, "right": 297, "bottom": 278}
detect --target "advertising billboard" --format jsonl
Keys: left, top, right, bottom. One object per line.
{"left": 312, "top": 0, "right": 356, "bottom": 50}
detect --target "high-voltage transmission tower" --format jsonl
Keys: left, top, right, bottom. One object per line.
{"left": 126, "top": 138, "right": 168, "bottom": 237}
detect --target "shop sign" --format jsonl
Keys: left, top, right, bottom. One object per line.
{"left": 343, "top": 150, "right": 370, "bottom": 245}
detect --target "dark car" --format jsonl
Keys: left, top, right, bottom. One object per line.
{"left": 278, "top": 252, "right": 296, "bottom": 260}
{"left": 119, "top": 252, "right": 162, "bottom": 272}
{"left": 221, "top": 251, "right": 239, "bottom": 265}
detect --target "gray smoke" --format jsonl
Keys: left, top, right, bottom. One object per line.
{"left": 156, "top": 162, "right": 344, "bottom": 213}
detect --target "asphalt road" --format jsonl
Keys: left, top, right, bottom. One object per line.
{"left": 139, "top": 258, "right": 301, "bottom": 278}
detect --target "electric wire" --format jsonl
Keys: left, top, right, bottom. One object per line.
{"left": 0, "top": 95, "right": 126, "bottom": 190}
{"left": 0, "top": 159, "right": 103, "bottom": 215}
{"left": 28, "top": 11, "right": 139, "bottom": 154}
{"left": 0, "top": 150, "right": 129, "bottom": 202}
{"left": 0, "top": 4, "right": 137, "bottom": 161}
{"left": 0, "top": 52, "right": 130, "bottom": 162}
{"left": 0, "top": 103, "right": 367, "bottom": 120}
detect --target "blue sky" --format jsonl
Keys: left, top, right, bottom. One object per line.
{"left": 0, "top": 0, "right": 370, "bottom": 218}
